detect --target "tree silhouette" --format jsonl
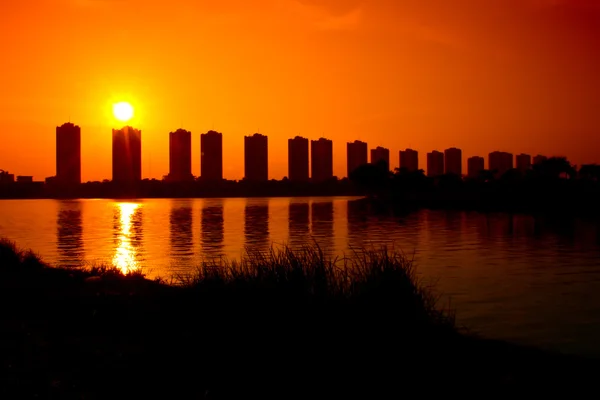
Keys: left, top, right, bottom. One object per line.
{"left": 533, "top": 157, "right": 576, "bottom": 180}
{"left": 477, "top": 169, "right": 496, "bottom": 183}
{"left": 349, "top": 161, "right": 390, "bottom": 194}
{"left": 579, "top": 164, "right": 600, "bottom": 181}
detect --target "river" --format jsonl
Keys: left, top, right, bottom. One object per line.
{"left": 1, "top": 197, "right": 600, "bottom": 357}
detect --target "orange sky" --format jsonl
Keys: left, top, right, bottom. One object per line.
{"left": 1, "top": 0, "right": 598, "bottom": 181}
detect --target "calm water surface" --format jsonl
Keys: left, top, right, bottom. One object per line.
{"left": 2, "top": 197, "right": 600, "bottom": 357}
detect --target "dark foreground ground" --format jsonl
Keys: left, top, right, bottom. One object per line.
{"left": 1, "top": 239, "right": 599, "bottom": 399}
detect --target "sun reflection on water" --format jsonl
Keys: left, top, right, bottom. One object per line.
{"left": 112, "top": 202, "right": 141, "bottom": 273}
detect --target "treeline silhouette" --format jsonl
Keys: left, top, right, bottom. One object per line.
{"left": 350, "top": 157, "right": 600, "bottom": 216}
{"left": 2, "top": 158, "right": 600, "bottom": 217}
{"left": 0, "top": 178, "right": 359, "bottom": 199}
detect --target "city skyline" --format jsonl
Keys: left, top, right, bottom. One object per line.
{"left": 4, "top": 121, "right": 576, "bottom": 183}
{"left": 1, "top": 1, "right": 598, "bottom": 181}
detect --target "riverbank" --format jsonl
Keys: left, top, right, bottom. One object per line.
{"left": 1, "top": 239, "right": 598, "bottom": 398}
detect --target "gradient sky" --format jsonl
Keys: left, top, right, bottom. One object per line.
{"left": 1, "top": 0, "right": 598, "bottom": 181}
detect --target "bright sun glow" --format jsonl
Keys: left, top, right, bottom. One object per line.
{"left": 113, "top": 101, "right": 134, "bottom": 122}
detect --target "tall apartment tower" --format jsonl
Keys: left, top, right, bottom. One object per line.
{"left": 311, "top": 138, "right": 333, "bottom": 183}
{"left": 168, "top": 129, "right": 193, "bottom": 182}
{"left": 516, "top": 153, "right": 532, "bottom": 172}
{"left": 426, "top": 151, "right": 444, "bottom": 177}
{"left": 56, "top": 122, "right": 81, "bottom": 185}
{"left": 399, "top": 148, "right": 419, "bottom": 172}
{"left": 244, "top": 133, "right": 268, "bottom": 181}
{"left": 112, "top": 126, "right": 142, "bottom": 183}
{"left": 288, "top": 136, "right": 309, "bottom": 182}
{"left": 467, "top": 156, "right": 485, "bottom": 178}
{"left": 489, "top": 151, "right": 514, "bottom": 177}
{"left": 346, "top": 140, "right": 368, "bottom": 177}
{"left": 370, "top": 146, "right": 390, "bottom": 170}
{"left": 444, "top": 147, "right": 462, "bottom": 176}
{"left": 200, "top": 130, "right": 223, "bottom": 181}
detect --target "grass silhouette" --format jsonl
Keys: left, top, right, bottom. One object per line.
{"left": 0, "top": 238, "right": 598, "bottom": 398}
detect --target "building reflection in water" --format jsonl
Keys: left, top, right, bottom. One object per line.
{"left": 200, "top": 200, "right": 224, "bottom": 258}
{"left": 311, "top": 200, "right": 334, "bottom": 253}
{"left": 169, "top": 200, "right": 194, "bottom": 262}
{"left": 56, "top": 200, "right": 84, "bottom": 268}
{"left": 288, "top": 200, "right": 310, "bottom": 249}
{"left": 346, "top": 199, "right": 369, "bottom": 250}
{"left": 112, "top": 203, "right": 143, "bottom": 273}
{"left": 244, "top": 200, "right": 270, "bottom": 253}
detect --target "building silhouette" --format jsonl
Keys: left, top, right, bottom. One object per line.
{"left": 347, "top": 140, "right": 368, "bottom": 177}
{"left": 201, "top": 130, "right": 223, "bottom": 181}
{"left": 399, "top": 148, "right": 419, "bottom": 172}
{"left": 467, "top": 156, "right": 485, "bottom": 178}
{"left": 112, "top": 126, "right": 142, "bottom": 183}
{"left": 56, "top": 122, "right": 81, "bottom": 185}
{"left": 370, "top": 146, "right": 390, "bottom": 170}
{"left": 426, "top": 151, "right": 444, "bottom": 177}
{"left": 489, "top": 151, "right": 513, "bottom": 177}
{"left": 516, "top": 153, "right": 532, "bottom": 172}
{"left": 444, "top": 147, "right": 462, "bottom": 176}
{"left": 533, "top": 155, "right": 547, "bottom": 165}
{"left": 244, "top": 133, "right": 268, "bottom": 181}
{"left": 311, "top": 138, "right": 333, "bottom": 183}
{"left": 288, "top": 136, "right": 309, "bottom": 182}
{"left": 168, "top": 129, "right": 193, "bottom": 182}
{"left": 16, "top": 176, "right": 33, "bottom": 183}
{"left": 0, "top": 170, "right": 15, "bottom": 183}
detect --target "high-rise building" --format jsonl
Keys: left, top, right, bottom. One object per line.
{"left": 244, "top": 133, "right": 268, "bottom": 181}
{"left": 311, "top": 138, "right": 333, "bottom": 183}
{"left": 112, "top": 126, "right": 142, "bottom": 183}
{"left": 533, "top": 155, "right": 547, "bottom": 165}
{"left": 168, "top": 129, "right": 193, "bottom": 182}
{"left": 426, "top": 151, "right": 444, "bottom": 177}
{"left": 467, "top": 156, "right": 485, "bottom": 178}
{"left": 288, "top": 136, "right": 309, "bottom": 182}
{"left": 200, "top": 130, "right": 223, "bottom": 181}
{"left": 399, "top": 148, "right": 419, "bottom": 172}
{"left": 347, "top": 140, "right": 368, "bottom": 177}
{"left": 444, "top": 147, "right": 462, "bottom": 176}
{"left": 488, "top": 151, "right": 513, "bottom": 177}
{"left": 56, "top": 122, "right": 81, "bottom": 185}
{"left": 370, "top": 146, "right": 390, "bottom": 170}
{"left": 516, "top": 153, "right": 532, "bottom": 172}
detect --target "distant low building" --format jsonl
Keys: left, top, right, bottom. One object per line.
{"left": 0, "top": 170, "right": 15, "bottom": 183}
{"left": 16, "top": 176, "right": 33, "bottom": 183}
{"left": 533, "top": 155, "right": 547, "bottom": 165}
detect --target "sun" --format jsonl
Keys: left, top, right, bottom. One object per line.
{"left": 113, "top": 101, "right": 134, "bottom": 122}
